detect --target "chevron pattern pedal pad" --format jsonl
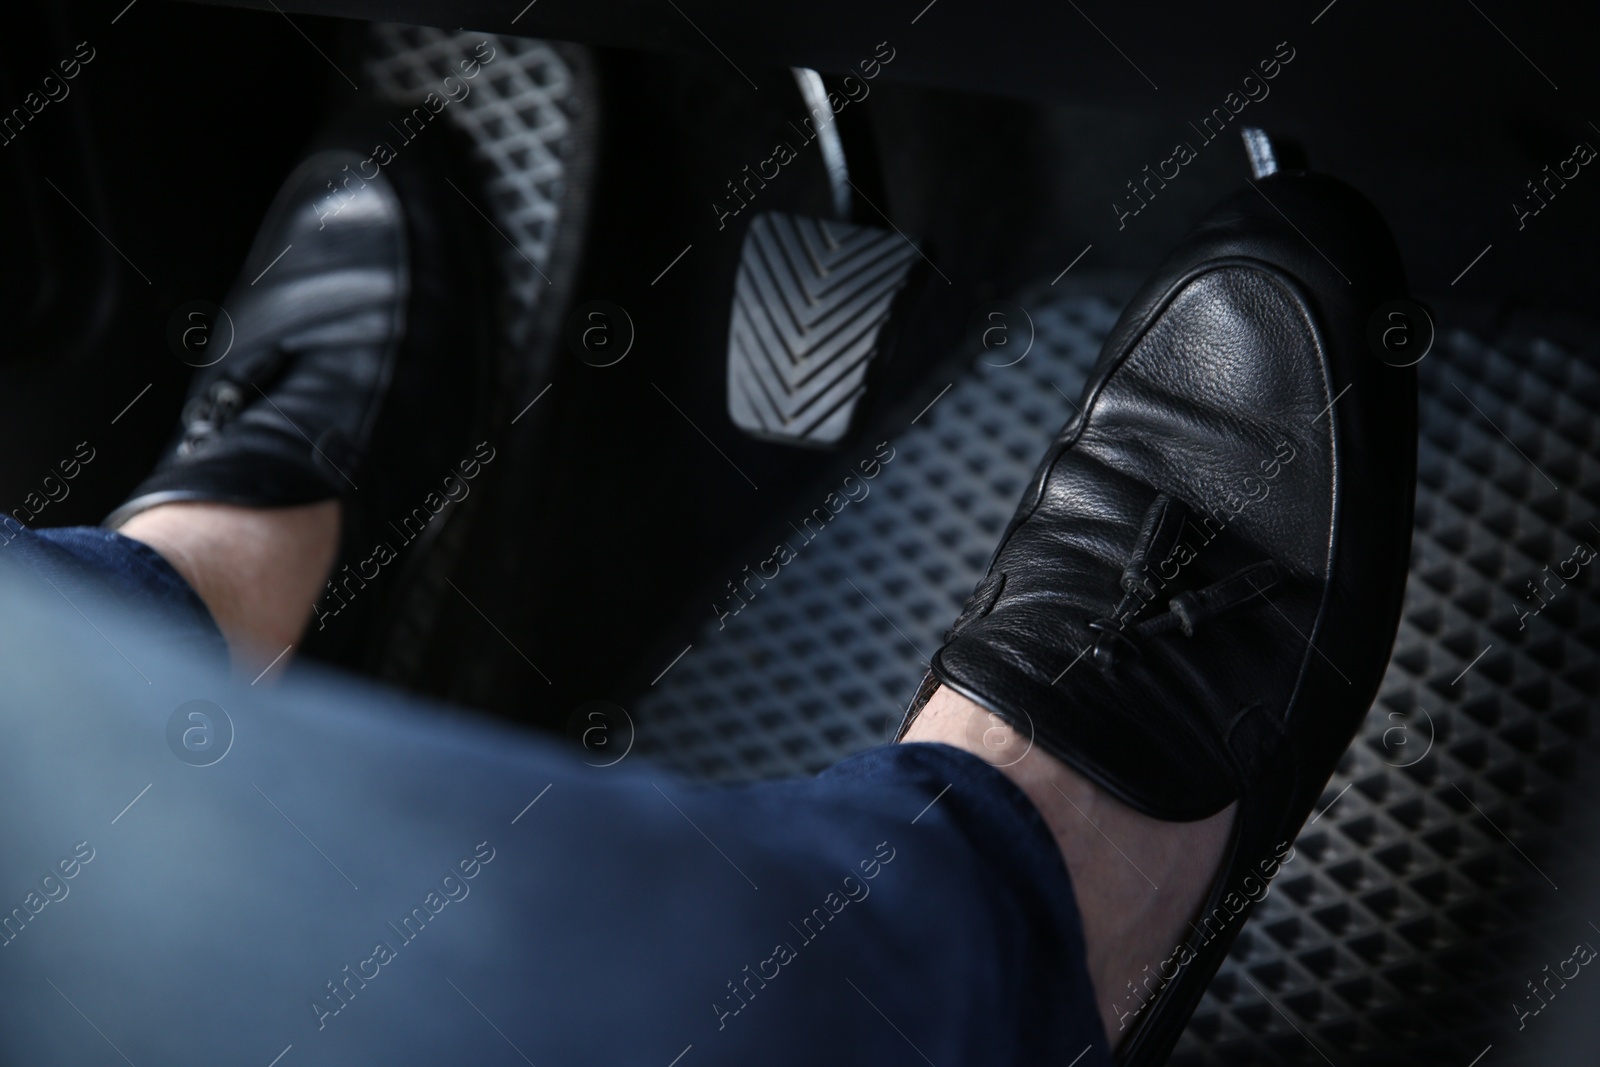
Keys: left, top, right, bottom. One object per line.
{"left": 726, "top": 211, "right": 924, "bottom": 447}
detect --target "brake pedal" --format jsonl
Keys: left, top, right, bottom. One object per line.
{"left": 725, "top": 69, "right": 926, "bottom": 448}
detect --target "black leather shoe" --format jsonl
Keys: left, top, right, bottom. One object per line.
{"left": 107, "top": 147, "right": 406, "bottom": 524}
{"left": 108, "top": 118, "right": 497, "bottom": 665}
{"left": 897, "top": 172, "right": 1416, "bottom": 1062}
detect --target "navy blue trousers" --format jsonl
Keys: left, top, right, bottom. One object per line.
{"left": 0, "top": 521, "right": 1109, "bottom": 1066}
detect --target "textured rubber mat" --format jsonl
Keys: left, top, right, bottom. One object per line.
{"left": 634, "top": 280, "right": 1600, "bottom": 1064}
{"left": 355, "top": 26, "right": 592, "bottom": 686}
{"left": 362, "top": 25, "right": 578, "bottom": 350}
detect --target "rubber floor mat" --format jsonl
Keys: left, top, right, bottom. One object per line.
{"left": 363, "top": 25, "right": 578, "bottom": 349}
{"left": 355, "top": 26, "right": 595, "bottom": 688}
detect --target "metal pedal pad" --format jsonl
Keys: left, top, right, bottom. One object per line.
{"left": 726, "top": 211, "right": 923, "bottom": 447}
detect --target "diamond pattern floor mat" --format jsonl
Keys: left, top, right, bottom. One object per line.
{"left": 362, "top": 24, "right": 578, "bottom": 350}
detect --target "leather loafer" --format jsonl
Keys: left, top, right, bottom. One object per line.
{"left": 897, "top": 172, "right": 1417, "bottom": 1063}
{"left": 107, "top": 146, "right": 408, "bottom": 524}
{"left": 108, "top": 111, "right": 497, "bottom": 667}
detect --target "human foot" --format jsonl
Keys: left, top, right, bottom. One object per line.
{"left": 902, "top": 685, "right": 1235, "bottom": 1044}
{"left": 106, "top": 148, "right": 409, "bottom": 532}
{"left": 897, "top": 172, "right": 1418, "bottom": 1063}
{"left": 107, "top": 116, "right": 497, "bottom": 674}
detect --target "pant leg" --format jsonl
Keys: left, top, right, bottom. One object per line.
{"left": 0, "top": 557, "right": 1109, "bottom": 1066}
{"left": 0, "top": 517, "right": 226, "bottom": 656}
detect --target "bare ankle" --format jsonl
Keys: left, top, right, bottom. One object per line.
{"left": 118, "top": 500, "right": 340, "bottom": 676}
{"left": 901, "top": 686, "right": 1236, "bottom": 1043}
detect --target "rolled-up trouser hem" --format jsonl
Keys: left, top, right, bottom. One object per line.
{"left": 0, "top": 519, "right": 227, "bottom": 658}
